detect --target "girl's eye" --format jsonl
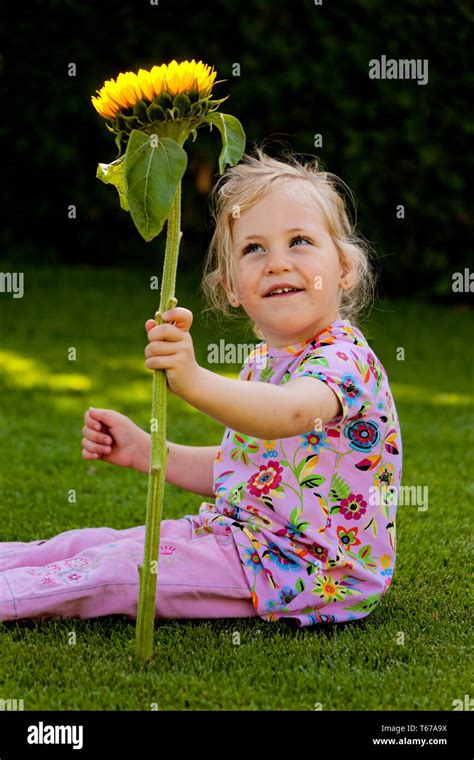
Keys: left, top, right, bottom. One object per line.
{"left": 291, "top": 236, "right": 311, "bottom": 247}
{"left": 242, "top": 243, "right": 262, "bottom": 254}
{"left": 242, "top": 236, "right": 311, "bottom": 255}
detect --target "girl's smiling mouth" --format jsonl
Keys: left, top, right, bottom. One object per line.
{"left": 265, "top": 289, "right": 303, "bottom": 298}
{"left": 264, "top": 284, "right": 305, "bottom": 297}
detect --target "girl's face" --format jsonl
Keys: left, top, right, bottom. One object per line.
{"left": 228, "top": 184, "right": 350, "bottom": 347}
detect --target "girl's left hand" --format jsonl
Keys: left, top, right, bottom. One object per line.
{"left": 144, "top": 306, "right": 200, "bottom": 399}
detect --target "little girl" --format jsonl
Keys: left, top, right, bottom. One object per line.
{"left": 0, "top": 147, "right": 402, "bottom": 628}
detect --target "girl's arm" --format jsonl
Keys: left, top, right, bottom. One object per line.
{"left": 183, "top": 368, "right": 342, "bottom": 440}
{"left": 133, "top": 430, "right": 219, "bottom": 499}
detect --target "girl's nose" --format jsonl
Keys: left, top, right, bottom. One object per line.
{"left": 264, "top": 248, "right": 293, "bottom": 273}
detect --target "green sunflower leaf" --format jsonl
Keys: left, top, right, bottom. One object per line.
{"left": 123, "top": 131, "right": 188, "bottom": 242}
{"left": 96, "top": 155, "right": 129, "bottom": 212}
{"left": 203, "top": 112, "right": 246, "bottom": 173}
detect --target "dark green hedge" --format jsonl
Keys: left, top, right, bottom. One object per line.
{"left": 4, "top": 0, "right": 472, "bottom": 299}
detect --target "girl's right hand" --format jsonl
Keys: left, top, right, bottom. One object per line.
{"left": 81, "top": 407, "right": 146, "bottom": 469}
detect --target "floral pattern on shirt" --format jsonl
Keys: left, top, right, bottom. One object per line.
{"left": 195, "top": 319, "right": 402, "bottom": 627}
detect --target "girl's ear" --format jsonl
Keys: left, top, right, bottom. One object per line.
{"left": 339, "top": 251, "right": 355, "bottom": 289}
{"left": 223, "top": 277, "right": 241, "bottom": 308}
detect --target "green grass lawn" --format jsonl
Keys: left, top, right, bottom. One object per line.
{"left": 0, "top": 263, "right": 472, "bottom": 710}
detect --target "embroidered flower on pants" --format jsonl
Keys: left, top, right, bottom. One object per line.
{"left": 27, "top": 564, "right": 61, "bottom": 576}
{"left": 57, "top": 570, "right": 90, "bottom": 584}
{"left": 65, "top": 557, "right": 89, "bottom": 568}
{"left": 159, "top": 545, "right": 176, "bottom": 556}
{"left": 40, "top": 576, "right": 57, "bottom": 586}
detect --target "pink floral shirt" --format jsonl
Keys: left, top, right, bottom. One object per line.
{"left": 194, "top": 318, "right": 402, "bottom": 627}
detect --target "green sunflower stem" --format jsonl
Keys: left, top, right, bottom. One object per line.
{"left": 135, "top": 180, "right": 182, "bottom": 663}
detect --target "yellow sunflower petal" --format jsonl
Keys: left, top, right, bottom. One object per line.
{"left": 181, "top": 68, "right": 197, "bottom": 91}
{"left": 91, "top": 96, "right": 116, "bottom": 119}
{"left": 101, "top": 93, "right": 121, "bottom": 114}
{"left": 150, "top": 65, "right": 166, "bottom": 97}
{"left": 107, "top": 82, "right": 129, "bottom": 109}
{"left": 166, "top": 71, "right": 181, "bottom": 96}
{"left": 115, "top": 72, "right": 139, "bottom": 107}
{"left": 98, "top": 81, "right": 126, "bottom": 111}
{"left": 137, "top": 68, "right": 154, "bottom": 101}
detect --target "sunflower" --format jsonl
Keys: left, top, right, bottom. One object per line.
{"left": 91, "top": 60, "right": 227, "bottom": 148}
{"left": 91, "top": 58, "right": 245, "bottom": 663}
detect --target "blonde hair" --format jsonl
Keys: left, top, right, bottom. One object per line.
{"left": 200, "top": 142, "right": 378, "bottom": 340}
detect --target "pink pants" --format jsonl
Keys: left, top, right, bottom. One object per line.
{"left": 0, "top": 517, "right": 258, "bottom": 622}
